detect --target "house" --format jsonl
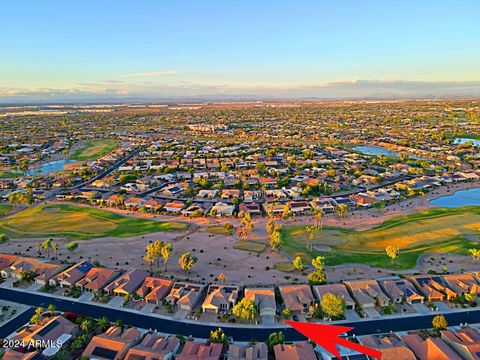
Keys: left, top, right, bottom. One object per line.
{"left": 104, "top": 268, "right": 149, "bottom": 296}
{"left": 274, "top": 342, "right": 317, "bottom": 360}
{"left": 163, "top": 201, "right": 185, "bottom": 213}
{"left": 198, "top": 189, "right": 219, "bottom": 199}
{"left": 143, "top": 198, "right": 162, "bottom": 210}
{"left": 2, "top": 350, "right": 41, "bottom": 360}
{"left": 202, "top": 285, "right": 239, "bottom": 314}
{"left": 12, "top": 315, "right": 79, "bottom": 357}
{"left": 124, "top": 196, "right": 144, "bottom": 209}
{"left": 31, "top": 262, "right": 65, "bottom": 286}
{"left": 162, "top": 185, "right": 184, "bottom": 196}
{"left": 106, "top": 194, "right": 124, "bottom": 206}
{"left": 239, "top": 202, "right": 262, "bottom": 215}
{"left": 0, "top": 253, "right": 17, "bottom": 271}
{"left": 176, "top": 341, "right": 223, "bottom": 360}
{"left": 313, "top": 284, "right": 356, "bottom": 310}
{"left": 378, "top": 277, "right": 425, "bottom": 304}
{"left": 441, "top": 327, "right": 480, "bottom": 360}
{"left": 244, "top": 288, "right": 276, "bottom": 317}
{"left": 287, "top": 201, "right": 311, "bottom": 215}
{"left": 403, "top": 333, "right": 462, "bottom": 360}
{"left": 1, "top": 257, "right": 41, "bottom": 279}
{"left": 211, "top": 202, "right": 235, "bottom": 217}
{"left": 182, "top": 203, "right": 212, "bottom": 217}
{"left": 165, "top": 282, "right": 206, "bottom": 311}
{"left": 49, "top": 261, "right": 96, "bottom": 288}
{"left": 444, "top": 273, "right": 480, "bottom": 296}
{"left": 344, "top": 280, "right": 389, "bottom": 308}
{"left": 359, "top": 334, "right": 416, "bottom": 360}
{"left": 82, "top": 326, "right": 142, "bottom": 360}
{"left": 279, "top": 285, "right": 315, "bottom": 315}
{"left": 405, "top": 275, "right": 456, "bottom": 302}
{"left": 221, "top": 189, "right": 241, "bottom": 200}
{"left": 228, "top": 343, "right": 268, "bottom": 360}
{"left": 125, "top": 334, "right": 180, "bottom": 360}
{"left": 137, "top": 277, "right": 174, "bottom": 304}
{"left": 76, "top": 267, "right": 120, "bottom": 292}
{"left": 310, "top": 198, "right": 336, "bottom": 213}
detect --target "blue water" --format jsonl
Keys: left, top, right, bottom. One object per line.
{"left": 430, "top": 188, "right": 480, "bottom": 208}
{"left": 353, "top": 146, "right": 399, "bottom": 157}
{"left": 454, "top": 137, "right": 480, "bottom": 147}
{"left": 26, "top": 159, "right": 77, "bottom": 176}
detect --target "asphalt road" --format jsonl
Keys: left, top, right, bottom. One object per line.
{"left": 1, "top": 288, "right": 480, "bottom": 341}
{"left": 0, "top": 307, "right": 34, "bottom": 338}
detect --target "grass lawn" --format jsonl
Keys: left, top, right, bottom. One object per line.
{"left": 0, "top": 171, "right": 19, "bottom": 179}
{"left": 207, "top": 226, "right": 232, "bottom": 235}
{"left": 70, "top": 140, "right": 116, "bottom": 161}
{"left": 274, "top": 262, "right": 297, "bottom": 273}
{"left": 0, "top": 204, "right": 13, "bottom": 215}
{"left": 233, "top": 240, "right": 267, "bottom": 253}
{"left": 281, "top": 206, "right": 480, "bottom": 270}
{"left": 0, "top": 204, "right": 188, "bottom": 239}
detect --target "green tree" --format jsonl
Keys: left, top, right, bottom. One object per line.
{"left": 47, "top": 304, "right": 55, "bottom": 316}
{"left": 266, "top": 219, "right": 276, "bottom": 234}
{"left": 161, "top": 242, "right": 173, "bottom": 271}
{"left": 432, "top": 314, "right": 448, "bottom": 331}
{"left": 335, "top": 204, "right": 348, "bottom": 220}
{"left": 293, "top": 256, "right": 306, "bottom": 271}
{"left": 232, "top": 298, "right": 258, "bottom": 321}
{"left": 96, "top": 316, "right": 110, "bottom": 332}
{"left": 469, "top": 248, "right": 480, "bottom": 261}
{"left": 80, "top": 319, "right": 93, "bottom": 333}
{"left": 267, "top": 331, "right": 285, "bottom": 350}
{"left": 209, "top": 327, "right": 228, "bottom": 343}
{"left": 66, "top": 241, "right": 79, "bottom": 253}
{"left": 314, "top": 209, "right": 324, "bottom": 229}
{"left": 178, "top": 252, "right": 198, "bottom": 274}
{"left": 321, "top": 293, "right": 345, "bottom": 319}
{"left": 42, "top": 238, "right": 52, "bottom": 258}
{"left": 385, "top": 245, "right": 400, "bottom": 265}
{"left": 0, "top": 233, "right": 9, "bottom": 243}
{"left": 308, "top": 256, "right": 327, "bottom": 285}
{"left": 269, "top": 230, "right": 283, "bottom": 250}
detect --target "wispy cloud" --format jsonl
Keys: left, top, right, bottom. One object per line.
{"left": 1, "top": 79, "right": 480, "bottom": 102}
{"left": 121, "top": 71, "right": 178, "bottom": 77}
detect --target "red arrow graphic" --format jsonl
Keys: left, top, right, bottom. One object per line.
{"left": 285, "top": 321, "right": 382, "bottom": 359}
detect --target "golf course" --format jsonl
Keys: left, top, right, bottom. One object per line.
{"left": 282, "top": 206, "right": 480, "bottom": 269}
{"left": 0, "top": 204, "right": 188, "bottom": 239}
{"left": 70, "top": 140, "right": 117, "bottom": 161}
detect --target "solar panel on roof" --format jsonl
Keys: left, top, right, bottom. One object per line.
{"left": 348, "top": 355, "right": 368, "bottom": 360}
{"left": 77, "top": 262, "right": 94, "bottom": 274}
{"left": 37, "top": 320, "right": 59, "bottom": 336}
{"left": 92, "top": 346, "right": 118, "bottom": 360}
{"left": 405, "top": 289, "right": 414, "bottom": 296}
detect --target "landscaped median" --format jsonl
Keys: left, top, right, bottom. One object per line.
{"left": 281, "top": 206, "right": 480, "bottom": 270}
{"left": 0, "top": 204, "right": 188, "bottom": 239}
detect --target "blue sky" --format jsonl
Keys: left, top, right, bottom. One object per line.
{"left": 1, "top": 0, "right": 480, "bottom": 101}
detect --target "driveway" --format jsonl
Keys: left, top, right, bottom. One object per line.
{"left": 173, "top": 309, "right": 190, "bottom": 319}
{"left": 140, "top": 303, "right": 156, "bottom": 314}
{"left": 262, "top": 315, "right": 275, "bottom": 325}
{"left": 434, "top": 302, "right": 450, "bottom": 312}
{"left": 107, "top": 296, "right": 124, "bottom": 309}
{"left": 364, "top": 308, "right": 381, "bottom": 318}
{"left": 412, "top": 303, "right": 432, "bottom": 314}
{"left": 345, "top": 309, "right": 361, "bottom": 321}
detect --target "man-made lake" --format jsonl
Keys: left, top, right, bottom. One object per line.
{"left": 454, "top": 137, "right": 480, "bottom": 147}
{"left": 353, "top": 146, "right": 399, "bottom": 157}
{"left": 26, "top": 159, "right": 77, "bottom": 176}
{"left": 430, "top": 188, "right": 480, "bottom": 208}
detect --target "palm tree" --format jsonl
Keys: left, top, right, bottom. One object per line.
{"left": 47, "top": 304, "right": 55, "bottom": 316}
{"left": 335, "top": 204, "right": 348, "bottom": 221}
{"left": 80, "top": 319, "right": 92, "bottom": 333}
{"left": 96, "top": 317, "right": 110, "bottom": 332}
{"left": 314, "top": 209, "right": 324, "bottom": 229}
{"left": 52, "top": 243, "right": 59, "bottom": 259}
{"left": 42, "top": 239, "right": 52, "bottom": 258}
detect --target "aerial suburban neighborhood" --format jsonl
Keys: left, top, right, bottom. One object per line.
{"left": 2, "top": 0, "right": 480, "bottom": 359}
{"left": 0, "top": 99, "right": 479, "bottom": 359}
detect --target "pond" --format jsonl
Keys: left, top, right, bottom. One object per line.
{"left": 454, "top": 137, "right": 480, "bottom": 147}
{"left": 430, "top": 188, "right": 480, "bottom": 208}
{"left": 26, "top": 159, "right": 78, "bottom": 176}
{"left": 353, "top": 145, "right": 400, "bottom": 157}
